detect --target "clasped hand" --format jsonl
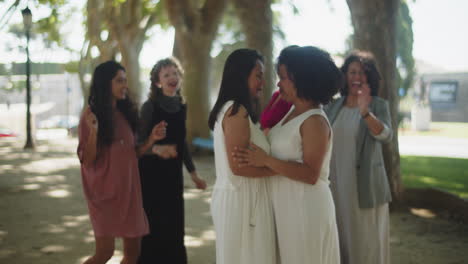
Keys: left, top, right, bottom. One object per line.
{"left": 152, "top": 144, "right": 177, "bottom": 159}
{"left": 232, "top": 142, "right": 267, "bottom": 167}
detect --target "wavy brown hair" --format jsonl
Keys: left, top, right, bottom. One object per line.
{"left": 148, "top": 57, "right": 185, "bottom": 103}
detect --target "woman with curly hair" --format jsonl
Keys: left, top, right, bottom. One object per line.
{"left": 137, "top": 57, "right": 206, "bottom": 264}
{"left": 77, "top": 61, "right": 166, "bottom": 264}
{"left": 325, "top": 50, "right": 392, "bottom": 264}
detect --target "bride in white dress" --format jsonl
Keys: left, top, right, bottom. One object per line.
{"left": 208, "top": 49, "right": 277, "bottom": 264}
{"left": 233, "top": 46, "right": 342, "bottom": 264}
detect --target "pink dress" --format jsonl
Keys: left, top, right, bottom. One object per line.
{"left": 260, "top": 90, "right": 292, "bottom": 129}
{"left": 77, "top": 109, "right": 149, "bottom": 238}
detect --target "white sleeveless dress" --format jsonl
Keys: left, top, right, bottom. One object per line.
{"left": 268, "top": 107, "right": 340, "bottom": 264}
{"left": 210, "top": 101, "right": 277, "bottom": 264}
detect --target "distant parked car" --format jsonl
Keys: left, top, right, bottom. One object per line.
{"left": 0, "top": 125, "right": 17, "bottom": 138}
{"left": 39, "top": 115, "right": 79, "bottom": 129}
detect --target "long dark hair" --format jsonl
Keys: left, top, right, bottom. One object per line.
{"left": 208, "top": 49, "right": 264, "bottom": 130}
{"left": 148, "top": 57, "right": 185, "bottom": 103}
{"left": 340, "top": 50, "right": 380, "bottom": 96}
{"left": 88, "top": 61, "right": 138, "bottom": 147}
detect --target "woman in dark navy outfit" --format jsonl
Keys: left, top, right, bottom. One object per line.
{"left": 137, "top": 57, "right": 206, "bottom": 264}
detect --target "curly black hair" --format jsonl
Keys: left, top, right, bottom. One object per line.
{"left": 340, "top": 50, "right": 381, "bottom": 96}
{"left": 208, "top": 48, "right": 264, "bottom": 130}
{"left": 88, "top": 61, "right": 138, "bottom": 147}
{"left": 277, "top": 46, "right": 343, "bottom": 105}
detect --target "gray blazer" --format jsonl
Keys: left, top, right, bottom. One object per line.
{"left": 325, "top": 96, "right": 393, "bottom": 208}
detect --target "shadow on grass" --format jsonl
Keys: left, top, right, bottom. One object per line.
{"left": 401, "top": 155, "right": 468, "bottom": 199}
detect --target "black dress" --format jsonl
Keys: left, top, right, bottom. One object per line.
{"left": 137, "top": 98, "right": 195, "bottom": 264}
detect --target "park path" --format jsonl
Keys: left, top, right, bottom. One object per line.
{"left": 0, "top": 135, "right": 467, "bottom": 264}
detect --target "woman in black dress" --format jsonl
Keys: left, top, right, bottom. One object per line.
{"left": 137, "top": 57, "right": 206, "bottom": 264}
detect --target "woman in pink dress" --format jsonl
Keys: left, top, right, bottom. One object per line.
{"left": 77, "top": 61, "right": 166, "bottom": 264}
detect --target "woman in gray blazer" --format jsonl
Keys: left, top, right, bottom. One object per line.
{"left": 324, "top": 50, "right": 392, "bottom": 264}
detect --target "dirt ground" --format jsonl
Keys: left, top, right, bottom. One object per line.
{"left": 1, "top": 137, "right": 467, "bottom": 264}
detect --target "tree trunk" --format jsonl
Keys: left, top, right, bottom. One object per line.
{"left": 165, "top": 0, "right": 228, "bottom": 143}
{"left": 103, "top": 0, "right": 159, "bottom": 103}
{"left": 179, "top": 36, "right": 213, "bottom": 142}
{"left": 172, "top": 37, "right": 182, "bottom": 61}
{"left": 78, "top": 39, "right": 116, "bottom": 112}
{"left": 118, "top": 35, "right": 144, "bottom": 103}
{"left": 346, "top": 0, "right": 403, "bottom": 202}
{"left": 82, "top": 0, "right": 119, "bottom": 109}
{"left": 232, "top": 0, "right": 274, "bottom": 107}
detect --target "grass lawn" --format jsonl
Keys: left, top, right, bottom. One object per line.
{"left": 399, "top": 122, "right": 468, "bottom": 139}
{"left": 401, "top": 155, "right": 468, "bottom": 199}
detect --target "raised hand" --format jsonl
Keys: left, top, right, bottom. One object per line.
{"left": 85, "top": 108, "right": 98, "bottom": 133}
{"left": 357, "top": 83, "right": 372, "bottom": 115}
{"left": 150, "top": 121, "right": 167, "bottom": 142}
{"left": 232, "top": 142, "right": 268, "bottom": 167}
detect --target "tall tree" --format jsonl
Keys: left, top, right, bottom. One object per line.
{"left": 104, "top": 0, "right": 163, "bottom": 102}
{"left": 164, "top": 0, "right": 228, "bottom": 142}
{"left": 232, "top": 0, "right": 274, "bottom": 107}
{"left": 346, "top": 0, "right": 403, "bottom": 202}
{"left": 86, "top": 0, "right": 118, "bottom": 62}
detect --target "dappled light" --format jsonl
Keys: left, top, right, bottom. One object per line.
{"left": 78, "top": 250, "right": 123, "bottom": 264}
{"left": 185, "top": 235, "right": 205, "bottom": 247}
{"left": 21, "top": 157, "right": 79, "bottom": 174}
{"left": 410, "top": 208, "right": 437, "bottom": 219}
{"left": 0, "top": 138, "right": 95, "bottom": 263}
{"left": 42, "top": 224, "right": 66, "bottom": 234}
{"left": 81, "top": 230, "right": 95, "bottom": 244}
{"left": 45, "top": 187, "right": 71, "bottom": 198}
{"left": 200, "top": 229, "right": 216, "bottom": 241}
{"left": 183, "top": 191, "right": 202, "bottom": 200}
{"left": 0, "top": 230, "right": 7, "bottom": 243}
{"left": 0, "top": 248, "right": 15, "bottom": 259}
{"left": 25, "top": 175, "right": 66, "bottom": 183}
{"left": 40, "top": 245, "right": 68, "bottom": 254}
{"left": 2, "top": 135, "right": 468, "bottom": 263}
{"left": 61, "top": 215, "right": 88, "bottom": 228}
{"left": 18, "top": 183, "right": 41, "bottom": 191}
{"left": 0, "top": 164, "right": 14, "bottom": 170}
{"left": 419, "top": 176, "right": 438, "bottom": 185}
{"left": 401, "top": 155, "right": 468, "bottom": 199}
